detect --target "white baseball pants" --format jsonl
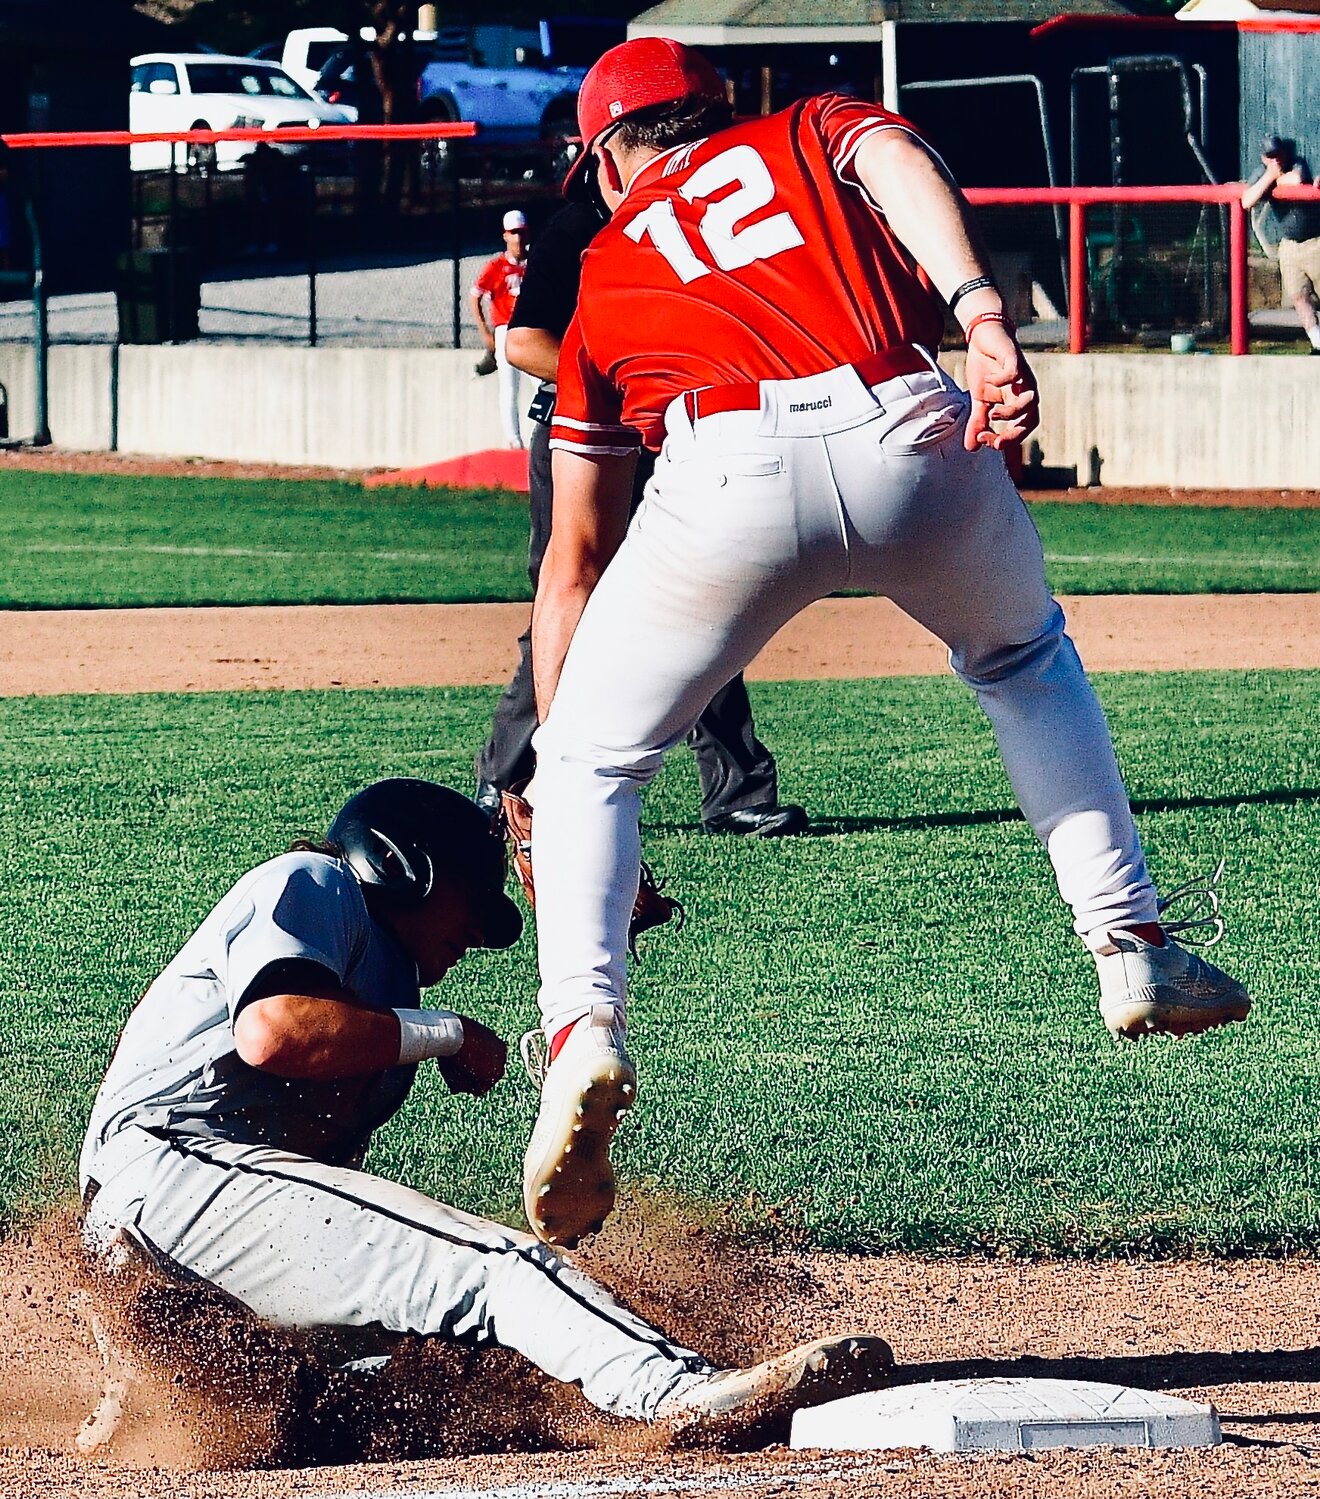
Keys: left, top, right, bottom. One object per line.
{"left": 532, "top": 356, "right": 1158, "bottom": 1032}
{"left": 494, "top": 325, "right": 525, "bottom": 450}
{"left": 80, "top": 1126, "right": 710, "bottom": 1420}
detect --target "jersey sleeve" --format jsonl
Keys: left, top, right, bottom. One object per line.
{"left": 219, "top": 855, "right": 368, "bottom": 1024}
{"left": 548, "top": 313, "right": 643, "bottom": 457}
{"left": 471, "top": 256, "right": 501, "bottom": 298}
{"left": 809, "top": 93, "right": 948, "bottom": 203}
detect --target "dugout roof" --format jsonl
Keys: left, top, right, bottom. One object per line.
{"left": 628, "top": 0, "right": 1153, "bottom": 45}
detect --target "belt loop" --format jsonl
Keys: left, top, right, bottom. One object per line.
{"left": 684, "top": 391, "right": 697, "bottom": 424}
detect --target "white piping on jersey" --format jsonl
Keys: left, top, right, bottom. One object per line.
{"left": 832, "top": 121, "right": 952, "bottom": 218}
{"left": 549, "top": 438, "right": 639, "bottom": 458}
{"left": 551, "top": 414, "right": 635, "bottom": 435}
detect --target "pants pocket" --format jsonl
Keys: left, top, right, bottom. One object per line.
{"left": 876, "top": 395, "right": 968, "bottom": 457}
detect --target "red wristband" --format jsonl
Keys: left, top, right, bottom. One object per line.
{"left": 964, "top": 310, "right": 1016, "bottom": 342}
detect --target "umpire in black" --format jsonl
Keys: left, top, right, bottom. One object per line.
{"left": 474, "top": 197, "right": 808, "bottom": 837}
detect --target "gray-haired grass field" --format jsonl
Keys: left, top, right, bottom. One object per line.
{"left": 2, "top": 669, "right": 1315, "bottom": 1254}
{"left": 2, "top": 470, "right": 1319, "bottom": 605}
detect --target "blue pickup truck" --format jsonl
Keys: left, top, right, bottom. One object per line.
{"left": 308, "top": 25, "right": 584, "bottom": 151}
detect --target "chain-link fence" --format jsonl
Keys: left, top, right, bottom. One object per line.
{"left": 970, "top": 196, "right": 1232, "bottom": 349}
{"left": 1, "top": 132, "right": 562, "bottom": 357}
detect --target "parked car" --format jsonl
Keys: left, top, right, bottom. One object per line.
{"left": 129, "top": 53, "right": 356, "bottom": 172}
{"left": 307, "top": 26, "right": 581, "bottom": 147}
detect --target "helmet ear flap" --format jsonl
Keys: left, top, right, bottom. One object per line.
{"left": 364, "top": 827, "right": 431, "bottom": 903}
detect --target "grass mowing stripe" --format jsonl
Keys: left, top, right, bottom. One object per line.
{"left": 1, "top": 670, "right": 1316, "bottom": 1254}
{"left": 1, "top": 470, "right": 1319, "bottom": 603}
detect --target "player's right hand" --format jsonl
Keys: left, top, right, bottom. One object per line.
{"left": 436, "top": 1016, "right": 508, "bottom": 1096}
{"left": 964, "top": 320, "right": 1040, "bottom": 453}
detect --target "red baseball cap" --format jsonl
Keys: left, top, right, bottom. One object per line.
{"left": 562, "top": 37, "right": 725, "bottom": 198}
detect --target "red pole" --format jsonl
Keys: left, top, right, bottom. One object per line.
{"left": 1069, "top": 201, "right": 1086, "bottom": 354}
{"left": 1229, "top": 200, "right": 1249, "bottom": 355}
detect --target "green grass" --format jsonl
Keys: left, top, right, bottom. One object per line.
{"left": 2, "top": 470, "right": 1318, "bottom": 605}
{"left": 2, "top": 670, "right": 1318, "bottom": 1255}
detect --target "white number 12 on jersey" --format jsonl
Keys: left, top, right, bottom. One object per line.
{"left": 623, "top": 144, "right": 806, "bottom": 284}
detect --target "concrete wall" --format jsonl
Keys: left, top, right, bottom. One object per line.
{"left": 940, "top": 351, "right": 1319, "bottom": 489}
{"left": 0, "top": 342, "right": 114, "bottom": 450}
{"left": 3, "top": 341, "right": 1316, "bottom": 488}
{"left": 116, "top": 346, "right": 507, "bottom": 469}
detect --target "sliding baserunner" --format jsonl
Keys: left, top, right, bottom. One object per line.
{"left": 78, "top": 779, "right": 891, "bottom": 1442}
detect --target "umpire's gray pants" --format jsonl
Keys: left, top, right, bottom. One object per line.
{"left": 81, "top": 1126, "right": 710, "bottom": 1420}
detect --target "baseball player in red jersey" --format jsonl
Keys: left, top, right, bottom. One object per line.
{"left": 471, "top": 208, "right": 530, "bottom": 448}
{"left": 519, "top": 40, "right": 1251, "bottom": 1249}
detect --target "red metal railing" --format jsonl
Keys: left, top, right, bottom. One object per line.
{"left": 964, "top": 183, "right": 1320, "bottom": 355}
{"left": 0, "top": 122, "right": 477, "bottom": 150}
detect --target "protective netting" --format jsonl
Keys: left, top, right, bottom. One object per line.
{"left": 971, "top": 199, "right": 1235, "bottom": 350}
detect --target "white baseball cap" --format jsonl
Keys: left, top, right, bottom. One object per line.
{"left": 503, "top": 210, "right": 528, "bottom": 231}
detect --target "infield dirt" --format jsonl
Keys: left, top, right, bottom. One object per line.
{"left": 4, "top": 1197, "right": 1320, "bottom": 1499}
{"left": 3, "top": 593, "right": 1320, "bottom": 696}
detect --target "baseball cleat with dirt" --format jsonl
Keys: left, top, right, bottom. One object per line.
{"left": 521, "top": 1004, "right": 635, "bottom": 1248}
{"left": 1095, "top": 930, "right": 1251, "bottom": 1040}
{"left": 653, "top": 1334, "right": 895, "bottom": 1441}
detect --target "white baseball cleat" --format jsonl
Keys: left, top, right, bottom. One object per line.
{"left": 1094, "top": 864, "right": 1250, "bottom": 1040}
{"left": 654, "top": 1334, "right": 895, "bottom": 1440}
{"left": 520, "top": 1004, "right": 636, "bottom": 1249}
{"left": 1096, "top": 930, "right": 1250, "bottom": 1039}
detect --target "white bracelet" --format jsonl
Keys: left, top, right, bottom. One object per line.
{"left": 393, "top": 1008, "right": 465, "bottom": 1065}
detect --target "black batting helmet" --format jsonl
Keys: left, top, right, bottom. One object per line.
{"left": 327, "top": 778, "right": 522, "bottom": 949}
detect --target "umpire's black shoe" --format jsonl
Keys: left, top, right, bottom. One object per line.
{"left": 474, "top": 779, "right": 503, "bottom": 820}
{"left": 702, "top": 803, "right": 809, "bottom": 838}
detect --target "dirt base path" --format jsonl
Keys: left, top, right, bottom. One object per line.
{"left": 5, "top": 1211, "right": 1320, "bottom": 1499}
{"left": 4, "top": 593, "right": 1319, "bottom": 697}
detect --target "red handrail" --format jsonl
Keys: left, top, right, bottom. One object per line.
{"left": 964, "top": 184, "right": 1320, "bottom": 205}
{"left": 0, "top": 122, "right": 478, "bottom": 150}
{"left": 968, "top": 183, "right": 1320, "bottom": 355}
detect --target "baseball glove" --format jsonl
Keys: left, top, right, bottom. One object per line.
{"left": 499, "top": 785, "right": 684, "bottom": 955}
{"left": 474, "top": 348, "right": 498, "bottom": 377}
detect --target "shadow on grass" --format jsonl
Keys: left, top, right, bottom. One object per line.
{"left": 647, "top": 785, "right": 1320, "bottom": 837}
{"left": 897, "top": 1345, "right": 1320, "bottom": 1393}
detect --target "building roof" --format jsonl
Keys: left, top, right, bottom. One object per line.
{"left": 629, "top": 0, "right": 1152, "bottom": 44}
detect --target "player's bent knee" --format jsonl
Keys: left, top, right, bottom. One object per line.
{"left": 952, "top": 610, "right": 1068, "bottom": 689}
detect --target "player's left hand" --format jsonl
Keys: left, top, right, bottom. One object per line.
{"left": 963, "top": 320, "right": 1040, "bottom": 453}
{"left": 436, "top": 1016, "right": 507, "bottom": 1096}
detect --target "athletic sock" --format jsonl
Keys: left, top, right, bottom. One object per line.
{"left": 1118, "top": 921, "right": 1167, "bottom": 948}
{"left": 548, "top": 1017, "right": 582, "bottom": 1062}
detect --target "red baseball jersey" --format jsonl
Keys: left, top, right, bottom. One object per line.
{"left": 550, "top": 94, "right": 946, "bottom": 456}
{"left": 472, "top": 253, "right": 526, "bottom": 329}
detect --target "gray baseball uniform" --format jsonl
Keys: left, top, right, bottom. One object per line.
{"left": 80, "top": 851, "right": 711, "bottom": 1419}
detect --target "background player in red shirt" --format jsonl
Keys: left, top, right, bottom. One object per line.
{"left": 471, "top": 208, "right": 530, "bottom": 448}
{"left": 519, "top": 40, "right": 1251, "bottom": 1250}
